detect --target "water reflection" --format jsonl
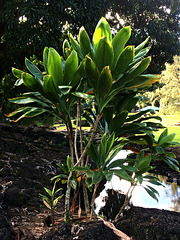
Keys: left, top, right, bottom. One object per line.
{"left": 95, "top": 151, "right": 180, "bottom": 216}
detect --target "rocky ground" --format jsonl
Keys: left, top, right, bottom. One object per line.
{"left": 0, "top": 123, "right": 180, "bottom": 240}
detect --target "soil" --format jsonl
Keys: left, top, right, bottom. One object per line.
{"left": 0, "top": 123, "right": 180, "bottom": 240}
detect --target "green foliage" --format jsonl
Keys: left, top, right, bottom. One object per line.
{"left": 39, "top": 179, "right": 63, "bottom": 226}
{"left": 8, "top": 17, "right": 179, "bottom": 222}
{"left": 147, "top": 56, "right": 180, "bottom": 114}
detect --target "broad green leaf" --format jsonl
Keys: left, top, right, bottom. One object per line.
{"left": 25, "top": 58, "right": 43, "bottom": 82}
{"left": 111, "top": 26, "right": 131, "bottom": 69}
{"left": 110, "top": 111, "right": 128, "bottom": 132}
{"left": 125, "top": 74, "right": 161, "bottom": 89}
{"left": 164, "top": 159, "right": 179, "bottom": 171}
{"left": 137, "top": 175, "right": 143, "bottom": 184}
{"left": 106, "top": 133, "right": 115, "bottom": 154}
{"left": 103, "top": 106, "right": 114, "bottom": 124}
{"left": 6, "top": 107, "right": 34, "bottom": 117}
{"left": 12, "top": 67, "right": 24, "bottom": 79}
{"left": 92, "top": 171, "right": 104, "bottom": 184}
{"left": 112, "top": 57, "right": 151, "bottom": 91}
{"left": 135, "top": 155, "right": 151, "bottom": 171}
{"left": 72, "top": 92, "right": 94, "bottom": 99}
{"left": 63, "top": 39, "right": 71, "bottom": 59}
{"left": 9, "top": 96, "right": 49, "bottom": 108}
{"left": 71, "top": 179, "right": 77, "bottom": 189}
{"left": 112, "top": 46, "right": 134, "bottom": 80}
{"left": 144, "top": 187, "right": 158, "bottom": 202}
{"left": 157, "top": 129, "right": 168, "bottom": 144}
{"left": 14, "top": 79, "right": 23, "bottom": 86}
{"left": 67, "top": 155, "right": 72, "bottom": 170}
{"left": 95, "top": 36, "right": 114, "bottom": 71}
{"left": 134, "top": 47, "right": 150, "bottom": 60}
{"left": 79, "top": 26, "right": 92, "bottom": 57}
{"left": 103, "top": 171, "right": 113, "bottom": 182}
{"left": 97, "top": 66, "right": 112, "bottom": 98}
{"left": 63, "top": 50, "right": 78, "bottom": 85}
{"left": 93, "top": 17, "right": 112, "bottom": 52}
{"left": 72, "top": 166, "right": 90, "bottom": 171}
{"left": 47, "top": 48, "right": 63, "bottom": 87}
{"left": 43, "top": 75, "right": 58, "bottom": 99}
{"left": 135, "top": 37, "right": 150, "bottom": 55}
{"left": 12, "top": 107, "right": 47, "bottom": 122}
{"left": 22, "top": 72, "right": 43, "bottom": 92}
{"left": 69, "top": 33, "right": 84, "bottom": 60}
{"left": 43, "top": 47, "right": 49, "bottom": 74}
{"left": 87, "top": 141, "right": 99, "bottom": 167}
{"left": 158, "top": 133, "right": 176, "bottom": 146}
{"left": 112, "top": 169, "right": 134, "bottom": 182}
{"left": 84, "top": 56, "right": 100, "bottom": 89}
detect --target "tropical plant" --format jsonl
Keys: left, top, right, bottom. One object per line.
{"left": 39, "top": 179, "right": 63, "bottom": 226}
{"left": 7, "top": 17, "right": 179, "bottom": 223}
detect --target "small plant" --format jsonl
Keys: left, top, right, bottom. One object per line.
{"left": 39, "top": 179, "right": 63, "bottom": 227}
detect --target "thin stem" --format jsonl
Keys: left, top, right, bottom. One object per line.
{"left": 74, "top": 103, "right": 79, "bottom": 163}
{"left": 82, "top": 180, "right": 90, "bottom": 215}
{"left": 115, "top": 183, "right": 136, "bottom": 222}
{"left": 74, "top": 113, "right": 103, "bottom": 168}
{"left": 90, "top": 183, "right": 99, "bottom": 217}
{"left": 78, "top": 103, "right": 83, "bottom": 166}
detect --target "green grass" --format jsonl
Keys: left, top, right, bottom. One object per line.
{"left": 154, "top": 115, "right": 180, "bottom": 144}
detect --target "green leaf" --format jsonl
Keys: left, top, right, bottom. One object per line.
{"left": 53, "top": 195, "right": 63, "bottom": 207}
{"left": 103, "top": 171, "right": 113, "bottom": 182}
{"left": 164, "top": 159, "right": 179, "bottom": 171}
{"left": 95, "top": 36, "right": 114, "bottom": 71}
{"left": 111, "top": 26, "right": 131, "bottom": 70}
{"left": 9, "top": 96, "right": 49, "bottom": 108}
{"left": 144, "top": 187, "right": 158, "bottom": 202}
{"left": 67, "top": 155, "right": 72, "bottom": 170}
{"left": 79, "top": 26, "right": 92, "bottom": 57}
{"left": 158, "top": 133, "right": 176, "bottom": 146}
{"left": 112, "top": 57, "right": 151, "bottom": 91}
{"left": 72, "top": 92, "right": 94, "bottom": 99}
{"left": 137, "top": 175, "right": 143, "bottom": 184}
{"left": 135, "top": 37, "right": 150, "bottom": 55}
{"left": 93, "top": 17, "right": 112, "bottom": 52}
{"left": 72, "top": 166, "right": 90, "bottom": 171}
{"left": 71, "top": 179, "right": 77, "bottom": 189}
{"left": 22, "top": 73, "right": 43, "bottom": 92}
{"left": 135, "top": 154, "right": 151, "bottom": 171}
{"left": 97, "top": 66, "right": 112, "bottom": 98}
{"left": 110, "top": 111, "right": 128, "bottom": 132}
{"left": 112, "top": 169, "right": 134, "bottom": 182}
{"left": 69, "top": 33, "right": 84, "bottom": 60}
{"left": 57, "top": 163, "right": 69, "bottom": 174}
{"left": 92, "top": 171, "right": 104, "bottom": 184}
{"left": 125, "top": 74, "right": 161, "bottom": 89}
{"left": 50, "top": 174, "right": 68, "bottom": 181}
{"left": 106, "top": 133, "right": 115, "bottom": 154}
{"left": 25, "top": 58, "right": 43, "bottom": 82}
{"left": 47, "top": 48, "right": 63, "bottom": 87}
{"left": 84, "top": 56, "right": 100, "bottom": 89}
{"left": 12, "top": 67, "right": 24, "bottom": 79}
{"left": 43, "top": 75, "right": 58, "bottom": 100}
{"left": 44, "top": 187, "right": 52, "bottom": 197}
{"left": 157, "top": 128, "right": 168, "bottom": 144}
{"left": 63, "top": 40, "right": 71, "bottom": 59}
{"left": 43, "top": 47, "right": 49, "bottom": 74}
{"left": 63, "top": 50, "right": 78, "bottom": 85}
{"left": 112, "top": 46, "right": 134, "bottom": 80}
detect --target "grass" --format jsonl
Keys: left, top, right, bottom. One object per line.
{"left": 154, "top": 115, "right": 180, "bottom": 144}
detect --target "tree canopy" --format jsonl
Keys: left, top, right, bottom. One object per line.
{"left": 108, "top": 0, "right": 180, "bottom": 73}
{"left": 147, "top": 56, "right": 180, "bottom": 114}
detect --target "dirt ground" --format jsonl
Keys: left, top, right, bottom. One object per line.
{"left": 0, "top": 123, "right": 180, "bottom": 240}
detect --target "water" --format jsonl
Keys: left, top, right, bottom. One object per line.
{"left": 95, "top": 150, "right": 180, "bottom": 216}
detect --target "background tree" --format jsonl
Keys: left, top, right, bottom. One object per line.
{"left": 147, "top": 56, "right": 180, "bottom": 114}
{"left": 108, "top": 0, "right": 180, "bottom": 73}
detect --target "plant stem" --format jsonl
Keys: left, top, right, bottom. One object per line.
{"left": 74, "top": 103, "right": 79, "bottom": 163}
{"left": 114, "top": 183, "right": 136, "bottom": 222}
{"left": 90, "top": 182, "right": 99, "bottom": 217}
{"left": 74, "top": 114, "right": 103, "bottom": 168}
{"left": 83, "top": 180, "right": 90, "bottom": 215}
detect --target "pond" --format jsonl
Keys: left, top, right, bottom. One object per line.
{"left": 95, "top": 151, "right": 180, "bottom": 217}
